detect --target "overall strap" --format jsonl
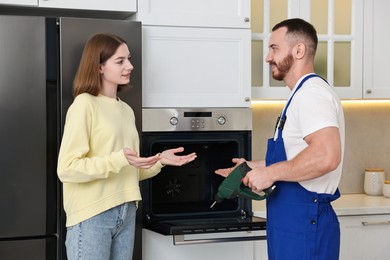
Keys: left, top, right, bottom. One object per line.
{"left": 281, "top": 74, "right": 321, "bottom": 119}
{"left": 275, "top": 74, "right": 323, "bottom": 139}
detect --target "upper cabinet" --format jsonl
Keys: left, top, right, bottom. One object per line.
{"left": 137, "top": 0, "right": 252, "bottom": 108}
{"left": 136, "top": 0, "right": 250, "bottom": 28}
{"left": 142, "top": 26, "right": 251, "bottom": 108}
{"left": 1, "top": 0, "right": 136, "bottom": 12}
{"left": 0, "top": 0, "right": 37, "bottom": 6}
{"left": 38, "top": 0, "right": 136, "bottom": 12}
{"left": 251, "top": 0, "right": 364, "bottom": 100}
{"left": 362, "top": 0, "right": 390, "bottom": 98}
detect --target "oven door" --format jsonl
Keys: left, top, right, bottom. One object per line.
{"left": 141, "top": 131, "right": 266, "bottom": 236}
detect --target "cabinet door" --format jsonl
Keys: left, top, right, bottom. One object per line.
{"left": 143, "top": 229, "right": 258, "bottom": 260}
{"left": 38, "top": 0, "right": 136, "bottom": 12}
{"left": 137, "top": 0, "right": 250, "bottom": 28}
{"left": 363, "top": 0, "right": 390, "bottom": 98}
{"left": 254, "top": 239, "right": 268, "bottom": 259}
{"left": 251, "top": 0, "right": 363, "bottom": 99}
{"left": 0, "top": 0, "right": 37, "bottom": 5}
{"left": 339, "top": 215, "right": 390, "bottom": 260}
{"left": 142, "top": 26, "right": 251, "bottom": 108}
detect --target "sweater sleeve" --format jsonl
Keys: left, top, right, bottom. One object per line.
{"left": 57, "top": 95, "right": 129, "bottom": 183}
{"left": 139, "top": 161, "right": 165, "bottom": 181}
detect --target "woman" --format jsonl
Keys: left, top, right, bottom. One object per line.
{"left": 57, "top": 33, "right": 196, "bottom": 260}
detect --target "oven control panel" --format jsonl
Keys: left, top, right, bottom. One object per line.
{"left": 143, "top": 108, "right": 252, "bottom": 132}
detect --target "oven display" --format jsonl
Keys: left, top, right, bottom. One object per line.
{"left": 184, "top": 112, "right": 212, "bottom": 117}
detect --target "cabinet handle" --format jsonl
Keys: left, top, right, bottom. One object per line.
{"left": 361, "top": 221, "right": 390, "bottom": 226}
{"left": 244, "top": 17, "right": 250, "bottom": 22}
{"left": 366, "top": 89, "right": 372, "bottom": 94}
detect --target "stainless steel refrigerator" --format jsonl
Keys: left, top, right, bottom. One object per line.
{"left": 0, "top": 16, "right": 142, "bottom": 260}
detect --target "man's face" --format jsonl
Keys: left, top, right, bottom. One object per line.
{"left": 266, "top": 27, "right": 294, "bottom": 81}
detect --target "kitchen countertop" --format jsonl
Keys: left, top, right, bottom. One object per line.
{"left": 253, "top": 194, "right": 390, "bottom": 218}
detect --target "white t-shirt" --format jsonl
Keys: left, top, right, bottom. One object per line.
{"left": 278, "top": 74, "right": 345, "bottom": 194}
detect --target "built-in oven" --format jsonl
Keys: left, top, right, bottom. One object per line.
{"left": 140, "top": 108, "right": 266, "bottom": 257}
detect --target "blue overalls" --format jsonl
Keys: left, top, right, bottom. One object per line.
{"left": 265, "top": 74, "right": 340, "bottom": 260}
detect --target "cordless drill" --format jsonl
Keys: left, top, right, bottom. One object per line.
{"left": 210, "top": 162, "right": 275, "bottom": 208}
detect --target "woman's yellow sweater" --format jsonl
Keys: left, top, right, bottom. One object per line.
{"left": 57, "top": 93, "right": 163, "bottom": 227}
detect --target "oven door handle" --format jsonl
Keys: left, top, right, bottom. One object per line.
{"left": 173, "top": 234, "right": 266, "bottom": 245}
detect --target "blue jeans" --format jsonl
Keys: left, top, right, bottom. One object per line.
{"left": 65, "top": 202, "right": 136, "bottom": 260}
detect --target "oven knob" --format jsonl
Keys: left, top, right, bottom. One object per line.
{"left": 217, "top": 116, "right": 227, "bottom": 125}
{"left": 170, "top": 117, "right": 178, "bottom": 125}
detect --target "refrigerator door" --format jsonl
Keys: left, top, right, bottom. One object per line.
{"left": 59, "top": 17, "right": 142, "bottom": 135}
{"left": 0, "top": 16, "right": 52, "bottom": 238}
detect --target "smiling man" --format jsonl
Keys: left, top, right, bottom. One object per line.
{"left": 216, "top": 18, "right": 345, "bottom": 260}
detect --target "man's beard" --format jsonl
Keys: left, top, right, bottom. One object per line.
{"left": 269, "top": 54, "right": 294, "bottom": 81}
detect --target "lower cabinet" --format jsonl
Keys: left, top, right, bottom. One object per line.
{"left": 253, "top": 239, "right": 268, "bottom": 260}
{"left": 253, "top": 214, "right": 390, "bottom": 260}
{"left": 142, "top": 229, "right": 264, "bottom": 260}
{"left": 339, "top": 214, "right": 390, "bottom": 260}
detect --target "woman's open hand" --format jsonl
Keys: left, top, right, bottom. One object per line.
{"left": 123, "top": 148, "right": 160, "bottom": 169}
{"left": 159, "top": 147, "right": 197, "bottom": 166}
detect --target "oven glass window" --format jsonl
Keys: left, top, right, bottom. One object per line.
{"left": 143, "top": 132, "right": 250, "bottom": 216}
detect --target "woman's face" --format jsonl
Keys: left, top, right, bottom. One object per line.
{"left": 100, "top": 43, "right": 133, "bottom": 89}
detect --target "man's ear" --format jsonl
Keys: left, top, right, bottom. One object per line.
{"left": 294, "top": 43, "right": 306, "bottom": 60}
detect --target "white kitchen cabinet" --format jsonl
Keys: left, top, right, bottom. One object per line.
{"left": 0, "top": 0, "right": 37, "bottom": 6}
{"left": 339, "top": 214, "right": 390, "bottom": 260}
{"left": 254, "top": 239, "right": 268, "bottom": 260}
{"left": 143, "top": 229, "right": 264, "bottom": 260}
{"left": 251, "top": 0, "right": 364, "bottom": 100}
{"left": 253, "top": 214, "right": 390, "bottom": 260}
{"left": 38, "top": 0, "right": 136, "bottom": 12}
{"left": 136, "top": 0, "right": 250, "bottom": 28}
{"left": 142, "top": 26, "right": 251, "bottom": 108}
{"left": 254, "top": 195, "right": 390, "bottom": 260}
{"left": 362, "top": 0, "right": 390, "bottom": 98}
